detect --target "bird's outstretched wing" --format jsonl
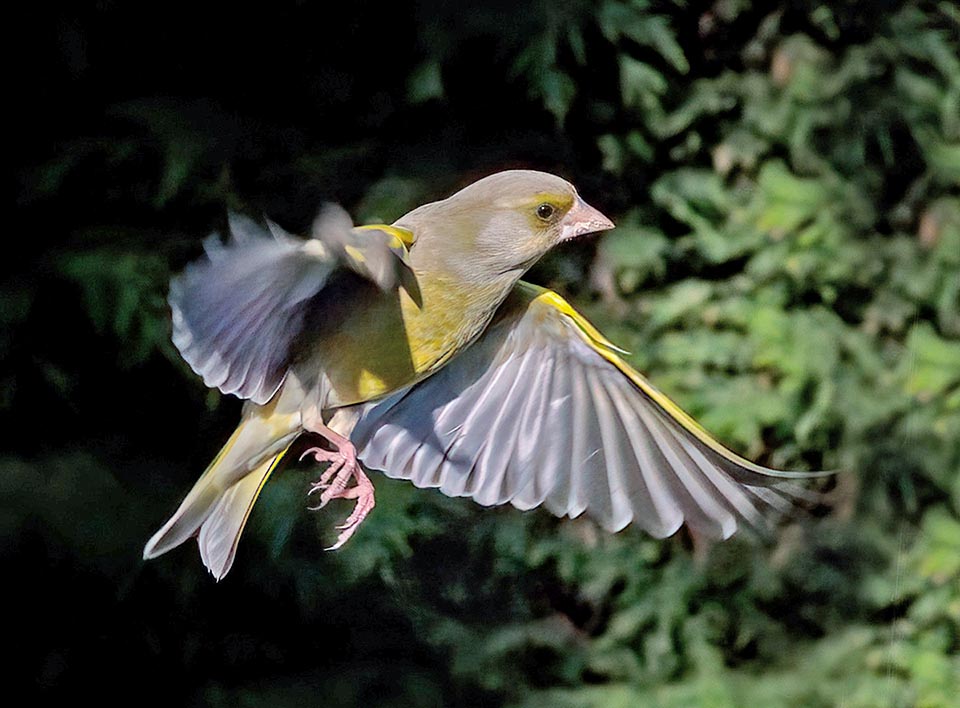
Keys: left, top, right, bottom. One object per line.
{"left": 170, "top": 206, "right": 416, "bottom": 405}
{"left": 352, "top": 282, "right": 826, "bottom": 539}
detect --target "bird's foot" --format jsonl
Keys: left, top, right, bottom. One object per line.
{"left": 301, "top": 440, "right": 375, "bottom": 550}
{"left": 321, "top": 470, "right": 375, "bottom": 550}
{"left": 301, "top": 443, "right": 352, "bottom": 497}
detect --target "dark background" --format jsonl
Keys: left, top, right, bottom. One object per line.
{"left": 8, "top": 1, "right": 959, "bottom": 706}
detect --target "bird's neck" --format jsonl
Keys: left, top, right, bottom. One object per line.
{"left": 394, "top": 208, "right": 529, "bottom": 374}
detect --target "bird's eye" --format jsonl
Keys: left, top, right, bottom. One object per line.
{"left": 536, "top": 203, "right": 555, "bottom": 221}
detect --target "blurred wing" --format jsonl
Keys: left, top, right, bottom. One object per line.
{"left": 171, "top": 206, "right": 416, "bottom": 405}
{"left": 353, "top": 282, "right": 825, "bottom": 539}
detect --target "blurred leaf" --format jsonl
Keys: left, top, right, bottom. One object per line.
{"left": 899, "top": 322, "right": 960, "bottom": 399}
{"left": 594, "top": 218, "right": 668, "bottom": 293}
{"left": 619, "top": 56, "right": 667, "bottom": 113}
{"left": 57, "top": 245, "right": 172, "bottom": 366}
{"left": 599, "top": 1, "right": 689, "bottom": 73}
{"left": 407, "top": 61, "right": 444, "bottom": 104}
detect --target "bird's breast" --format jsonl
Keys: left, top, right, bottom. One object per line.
{"left": 307, "top": 276, "right": 507, "bottom": 409}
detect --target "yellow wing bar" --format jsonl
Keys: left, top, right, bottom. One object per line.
{"left": 357, "top": 223, "right": 416, "bottom": 249}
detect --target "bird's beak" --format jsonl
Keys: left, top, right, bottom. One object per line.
{"left": 560, "top": 198, "right": 615, "bottom": 241}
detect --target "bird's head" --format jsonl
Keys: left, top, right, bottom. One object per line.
{"left": 398, "top": 170, "right": 614, "bottom": 283}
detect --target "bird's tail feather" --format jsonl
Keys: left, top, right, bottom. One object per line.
{"left": 197, "top": 448, "right": 290, "bottom": 580}
{"left": 143, "top": 403, "right": 300, "bottom": 579}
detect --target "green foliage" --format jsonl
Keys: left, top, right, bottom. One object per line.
{"left": 58, "top": 246, "right": 175, "bottom": 367}
{"left": 9, "top": 1, "right": 959, "bottom": 706}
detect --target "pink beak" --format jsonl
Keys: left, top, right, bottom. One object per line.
{"left": 561, "top": 198, "right": 615, "bottom": 241}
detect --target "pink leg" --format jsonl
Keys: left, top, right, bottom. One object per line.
{"left": 300, "top": 421, "right": 375, "bottom": 550}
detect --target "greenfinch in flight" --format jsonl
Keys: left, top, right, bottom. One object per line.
{"left": 143, "top": 170, "right": 819, "bottom": 580}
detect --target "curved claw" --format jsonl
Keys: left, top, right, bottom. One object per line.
{"left": 301, "top": 446, "right": 338, "bottom": 464}
{"left": 324, "top": 529, "right": 356, "bottom": 552}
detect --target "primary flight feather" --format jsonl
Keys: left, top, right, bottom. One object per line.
{"left": 143, "top": 170, "right": 820, "bottom": 580}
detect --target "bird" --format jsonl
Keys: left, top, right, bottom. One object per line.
{"left": 143, "top": 169, "right": 821, "bottom": 580}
